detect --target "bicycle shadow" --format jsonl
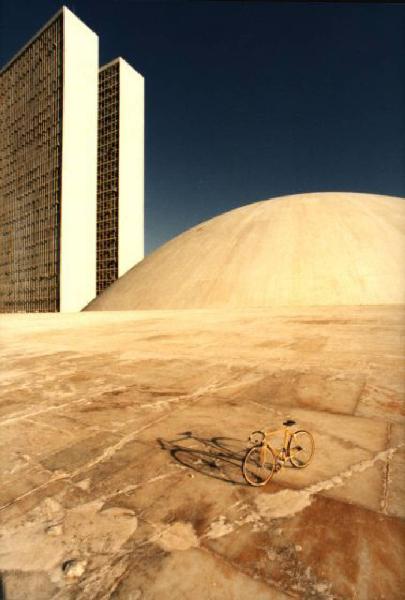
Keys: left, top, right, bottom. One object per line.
{"left": 157, "top": 431, "right": 249, "bottom": 485}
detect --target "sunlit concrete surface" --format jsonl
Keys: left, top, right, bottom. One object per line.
{"left": 1, "top": 306, "right": 404, "bottom": 599}
{"left": 60, "top": 7, "right": 98, "bottom": 312}
{"left": 87, "top": 193, "right": 405, "bottom": 310}
{"left": 118, "top": 57, "right": 145, "bottom": 276}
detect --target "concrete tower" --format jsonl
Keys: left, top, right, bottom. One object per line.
{"left": 97, "top": 58, "right": 144, "bottom": 295}
{"left": 0, "top": 7, "right": 98, "bottom": 312}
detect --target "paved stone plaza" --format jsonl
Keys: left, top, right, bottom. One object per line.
{"left": 1, "top": 306, "right": 404, "bottom": 599}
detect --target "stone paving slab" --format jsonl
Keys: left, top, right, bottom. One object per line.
{"left": 0, "top": 307, "right": 404, "bottom": 599}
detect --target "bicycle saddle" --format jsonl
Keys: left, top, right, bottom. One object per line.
{"left": 283, "top": 419, "right": 296, "bottom": 427}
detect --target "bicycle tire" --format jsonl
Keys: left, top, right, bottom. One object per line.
{"left": 288, "top": 430, "right": 314, "bottom": 468}
{"left": 243, "top": 444, "right": 276, "bottom": 486}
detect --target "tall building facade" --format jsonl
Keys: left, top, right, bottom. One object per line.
{"left": 0, "top": 7, "right": 98, "bottom": 312}
{"left": 0, "top": 7, "right": 144, "bottom": 313}
{"left": 0, "top": 14, "right": 63, "bottom": 312}
{"left": 97, "top": 58, "right": 144, "bottom": 295}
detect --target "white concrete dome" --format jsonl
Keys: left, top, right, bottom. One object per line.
{"left": 87, "top": 192, "right": 405, "bottom": 310}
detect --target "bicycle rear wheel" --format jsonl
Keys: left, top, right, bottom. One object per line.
{"left": 288, "top": 430, "right": 314, "bottom": 468}
{"left": 243, "top": 445, "right": 276, "bottom": 486}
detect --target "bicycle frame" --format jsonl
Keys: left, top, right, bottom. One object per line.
{"left": 261, "top": 427, "right": 293, "bottom": 464}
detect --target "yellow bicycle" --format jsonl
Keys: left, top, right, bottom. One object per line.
{"left": 243, "top": 419, "right": 314, "bottom": 486}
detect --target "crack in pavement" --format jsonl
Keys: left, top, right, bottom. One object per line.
{"left": 0, "top": 413, "right": 171, "bottom": 513}
{"left": 97, "top": 471, "right": 180, "bottom": 504}
{"left": 255, "top": 442, "right": 404, "bottom": 520}
{"left": 0, "top": 397, "right": 92, "bottom": 427}
{"left": 380, "top": 423, "right": 393, "bottom": 515}
{"left": 0, "top": 378, "right": 230, "bottom": 513}
{"left": 202, "top": 442, "right": 405, "bottom": 544}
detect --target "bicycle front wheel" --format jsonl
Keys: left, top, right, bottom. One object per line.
{"left": 288, "top": 430, "right": 314, "bottom": 468}
{"left": 243, "top": 445, "right": 276, "bottom": 486}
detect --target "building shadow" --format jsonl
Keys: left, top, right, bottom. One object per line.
{"left": 157, "top": 431, "right": 249, "bottom": 485}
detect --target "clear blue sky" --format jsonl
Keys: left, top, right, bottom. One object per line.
{"left": 1, "top": 1, "right": 404, "bottom": 254}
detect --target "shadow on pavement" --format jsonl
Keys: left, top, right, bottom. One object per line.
{"left": 157, "top": 431, "right": 249, "bottom": 485}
